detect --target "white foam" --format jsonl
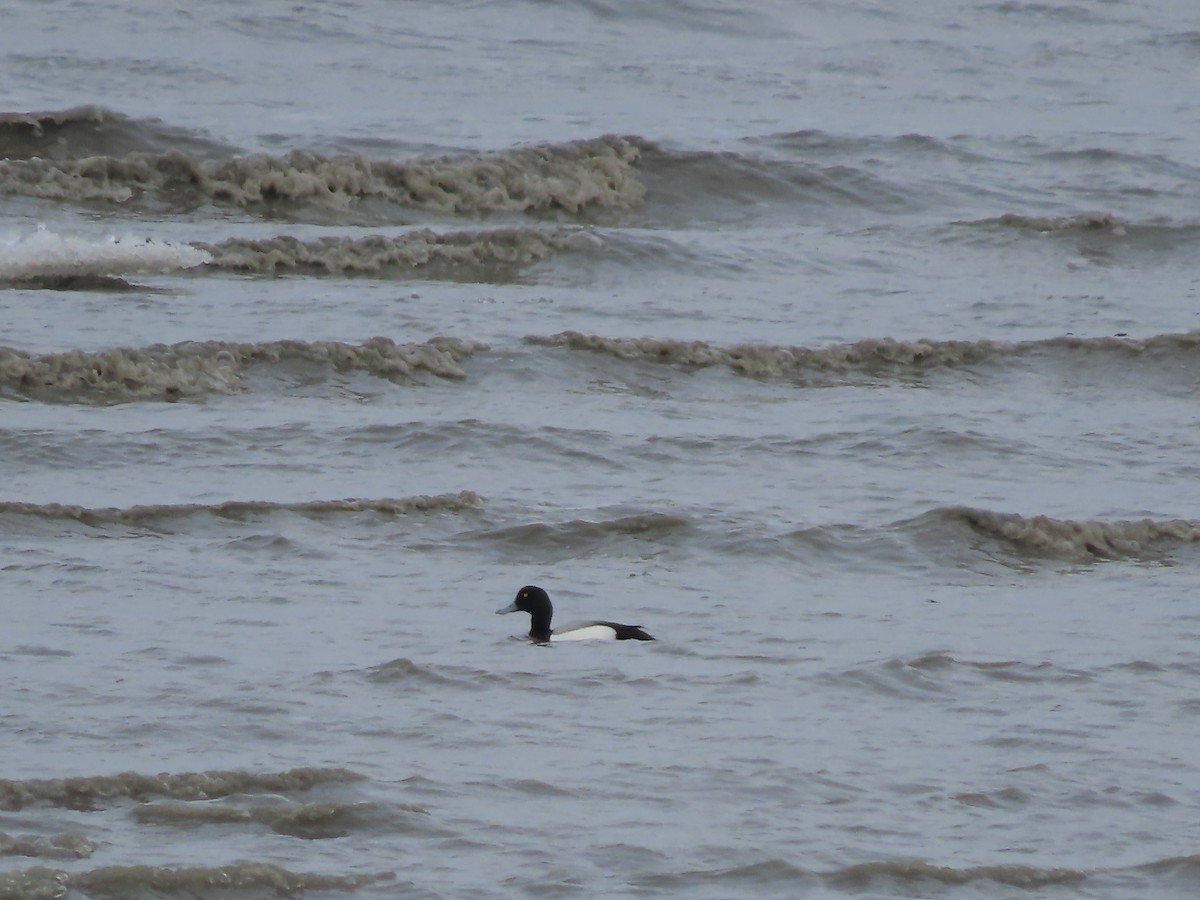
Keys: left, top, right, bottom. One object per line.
{"left": 0, "top": 225, "right": 211, "bottom": 282}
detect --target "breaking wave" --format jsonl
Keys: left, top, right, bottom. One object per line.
{"left": 0, "top": 492, "right": 483, "bottom": 529}
{"left": 0, "top": 863, "right": 393, "bottom": 898}
{"left": 10, "top": 497, "right": 1178, "bottom": 565}
{"left": 0, "top": 225, "right": 601, "bottom": 287}
{"left": 0, "top": 830, "right": 94, "bottom": 860}
{"left": 944, "top": 506, "right": 1200, "bottom": 562}
{"left": 435, "top": 503, "right": 1200, "bottom": 569}
{"left": 0, "top": 135, "right": 644, "bottom": 217}
{"left": 0, "top": 336, "right": 485, "bottom": 403}
{"left": 0, "top": 767, "right": 363, "bottom": 812}
{"left": 0, "top": 226, "right": 209, "bottom": 285}
{"left": 196, "top": 227, "right": 580, "bottom": 277}
{"left": 13, "top": 327, "right": 1195, "bottom": 407}
{"left": 0, "top": 113, "right": 931, "bottom": 225}
{"left": 525, "top": 330, "right": 1010, "bottom": 377}
{"left": 525, "top": 330, "right": 1200, "bottom": 380}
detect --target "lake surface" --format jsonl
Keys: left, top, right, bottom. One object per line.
{"left": 3, "top": 1, "right": 1200, "bottom": 897}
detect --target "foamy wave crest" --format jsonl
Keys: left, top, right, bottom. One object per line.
{"left": 0, "top": 493, "right": 483, "bottom": 528}
{"left": 0, "top": 830, "right": 94, "bottom": 860}
{"left": 0, "top": 136, "right": 644, "bottom": 216}
{"left": 0, "top": 767, "right": 363, "bottom": 812}
{"left": 526, "top": 330, "right": 1200, "bottom": 379}
{"left": 197, "top": 227, "right": 577, "bottom": 276}
{"left": 525, "top": 331, "right": 1012, "bottom": 377}
{"left": 947, "top": 507, "right": 1200, "bottom": 561}
{"left": 0, "top": 863, "right": 393, "bottom": 897}
{"left": 0, "top": 336, "right": 485, "bottom": 403}
{"left": 0, "top": 342, "right": 240, "bottom": 402}
{"left": 0, "top": 226, "right": 210, "bottom": 284}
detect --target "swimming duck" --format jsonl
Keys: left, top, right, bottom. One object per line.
{"left": 496, "top": 585, "right": 654, "bottom": 643}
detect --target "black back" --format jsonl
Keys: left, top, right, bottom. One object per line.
{"left": 594, "top": 621, "right": 655, "bottom": 641}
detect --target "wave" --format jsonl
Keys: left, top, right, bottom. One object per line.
{"left": 828, "top": 859, "right": 1085, "bottom": 889}
{"left": 525, "top": 329, "right": 1200, "bottom": 381}
{"left": 131, "top": 799, "right": 429, "bottom": 840}
{"left": 633, "top": 859, "right": 814, "bottom": 889}
{"left": 0, "top": 767, "right": 363, "bottom": 812}
{"left": 1139, "top": 853, "right": 1200, "bottom": 876}
{"left": 0, "top": 830, "right": 93, "bottom": 860}
{"left": 635, "top": 858, "right": 1083, "bottom": 890}
{"left": 196, "top": 227, "right": 582, "bottom": 277}
{"left": 0, "top": 493, "right": 483, "bottom": 529}
{"left": 638, "top": 141, "right": 916, "bottom": 222}
{"left": 0, "top": 226, "right": 616, "bottom": 288}
{"left": 0, "top": 863, "right": 394, "bottom": 898}
{"left": 942, "top": 506, "right": 1200, "bottom": 562}
{"left": 0, "top": 135, "right": 644, "bottom": 218}
{"left": 902, "top": 652, "right": 1084, "bottom": 682}
{"left": 2, "top": 489, "right": 1191, "bottom": 568}
{"left": 965, "top": 212, "right": 1127, "bottom": 234}
{"left": 790, "top": 506, "right": 1200, "bottom": 568}
{"left": 0, "top": 226, "right": 209, "bottom": 285}
{"left": 952, "top": 213, "right": 1200, "bottom": 252}
{"left": 0, "top": 115, "right": 926, "bottom": 225}
{"left": 365, "top": 658, "right": 490, "bottom": 689}
{"left": 452, "top": 512, "right": 693, "bottom": 561}
{"left": 547, "top": 0, "right": 781, "bottom": 36}
{"left": 756, "top": 128, "right": 980, "bottom": 161}
{"left": 827, "top": 654, "right": 1093, "bottom": 703}
{"left": 525, "top": 330, "right": 1009, "bottom": 377}
{"left": 0, "top": 106, "right": 233, "bottom": 161}
{"left": 752, "top": 504, "right": 1200, "bottom": 570}
{"left": 0, "top": 336, "right": 485, "bottom": 404}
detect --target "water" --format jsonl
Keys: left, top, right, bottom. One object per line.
{"left": 2, "top": 1, "right": 1200, "bottom": 897}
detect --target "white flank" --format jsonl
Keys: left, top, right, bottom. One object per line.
{"left": 550, "top": 625, "right": 619, "bottom": 642}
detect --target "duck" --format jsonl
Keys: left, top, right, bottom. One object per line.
{"left": 496, "top": 585, "right": 654, "bottom": 643}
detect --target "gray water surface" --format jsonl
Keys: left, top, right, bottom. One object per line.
{"left": 3, "top": 1, "right": 1200, "bottom": 897}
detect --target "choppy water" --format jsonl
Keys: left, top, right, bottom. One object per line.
{"left": 3, "top": 1, "right": 1200, "bottom": 897}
